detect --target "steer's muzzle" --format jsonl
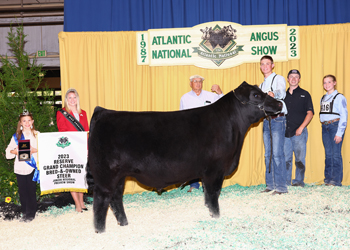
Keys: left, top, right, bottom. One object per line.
{"left": 264, "top": 96, "right": 283, "bottom": 115}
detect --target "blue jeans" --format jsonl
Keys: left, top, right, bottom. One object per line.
{"left": 322, "top": 121, "right": 344, "bottom": 186}
{"left": 263, "top": 117, "right": 287, "bottom": 193}
{"left": 284, "top": 128, "right": 308, "bottom": 187}
{"left": 189, "top": 179, "right": 200, "bottom": 189}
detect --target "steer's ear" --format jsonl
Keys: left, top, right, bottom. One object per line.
{"left": 234, "top": 81, "right": 249, "bottom": 92}
{"left": 234, "top": 81, "right": 251, "bottom": 102}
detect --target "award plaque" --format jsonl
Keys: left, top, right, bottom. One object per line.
{"left": 18, "top": 140, "right": 31, "bottom": 161}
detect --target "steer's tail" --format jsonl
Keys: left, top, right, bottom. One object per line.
{"left": 86, "top": 161, "right": 94, "bottom": 193}
{"left": 86, "top": 106, "right": 106, "bottom": 192}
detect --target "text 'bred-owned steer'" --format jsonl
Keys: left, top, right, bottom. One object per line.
{"left": 86, "top": 81, "right": 282, "bottom": 233}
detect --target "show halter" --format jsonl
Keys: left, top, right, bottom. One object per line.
{"left": 233, "top": 92, "right": 269, "bottom": 117}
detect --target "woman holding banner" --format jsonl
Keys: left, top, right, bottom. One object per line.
{"left": 56, "top": 88, "right": 89, "bottom": 212}
{"left": 6, "top": 110, "right": 39, "bottom": 222}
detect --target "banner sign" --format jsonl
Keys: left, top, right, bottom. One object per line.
{"left": 38, "top": 132, "right": 88, "bottom": 195}
{"left": 137, "top": 21, "right": 299, "bottom": 69}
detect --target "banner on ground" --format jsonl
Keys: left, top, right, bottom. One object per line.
{"left": 137, "top": 21, "right": 299, "bottom": 69}
{"left": 38, "top": 132, "right": 88, "bottom": 195}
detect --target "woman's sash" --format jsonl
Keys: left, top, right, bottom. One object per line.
{"left": 58, "top": 109, "right": 85, "bottom": 131}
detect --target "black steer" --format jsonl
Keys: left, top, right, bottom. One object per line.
{"left": 87, "top": 81, "right": 282, "bottom": 233}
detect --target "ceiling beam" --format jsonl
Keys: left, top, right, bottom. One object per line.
{"left": 0, "top": 21, "right": 63, "bottom": 27}
{"left": 0, "top": 3, "right": 64, "bottom": 13}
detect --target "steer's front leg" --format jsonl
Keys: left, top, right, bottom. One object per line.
{"left": 202, "top": 175, "right": 224, "bottom": 218}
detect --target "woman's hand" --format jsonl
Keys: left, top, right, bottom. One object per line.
{"left": 10, "top": 148, "right": 18, "bottom": 155}
{"left": 31, "top": 147, "right": 38, "bottom": 154}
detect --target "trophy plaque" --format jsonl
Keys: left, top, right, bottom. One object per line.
{"left": 18, "top": 140, "right": 31, "bottom": 161}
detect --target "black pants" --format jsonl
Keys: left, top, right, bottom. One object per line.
{"left": 16, "top": 170, "right": 37, "bottom": 219}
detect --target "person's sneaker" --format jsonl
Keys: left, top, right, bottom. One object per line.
{"left": 271, "top": 191, "right": 283, "bottom": 195}
{"left": 260, "top": 189, "right": 272, "bottom": 193}
{"left": 292, "top": 183, "right": 303, "bottom": 187}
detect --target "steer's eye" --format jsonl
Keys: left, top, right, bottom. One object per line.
{"left": 254, "top": 94, "right": 260, "bottom": 98}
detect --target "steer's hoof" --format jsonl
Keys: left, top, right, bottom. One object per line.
{"left": 210, "top": 213, "right": 220, "bottom": 218}
{"left": 117, "top": 219, "right": 128, "bottom": 226}
{"left": 95, "top": 228, "right": 105, "bottom": 234}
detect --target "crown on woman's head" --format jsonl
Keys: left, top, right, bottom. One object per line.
{"left": 20, "top": 109, "right": 31, "bottom": 116}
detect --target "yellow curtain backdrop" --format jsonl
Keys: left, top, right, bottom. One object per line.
{"left": 59, "top": 23, "right": 350, "bottom": 194}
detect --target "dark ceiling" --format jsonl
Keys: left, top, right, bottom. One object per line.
{"left": 0, "top": 0, "right": 64, "bottom": 27}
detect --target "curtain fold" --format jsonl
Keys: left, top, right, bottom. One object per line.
{"left": 59, "top": 23, "right": 350, "bottom": 194}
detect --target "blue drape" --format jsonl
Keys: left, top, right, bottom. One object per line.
{"left": 64, "top": 0, "right": 350, "bottom": 32}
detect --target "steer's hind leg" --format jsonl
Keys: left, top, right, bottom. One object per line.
{"left": 109, "top": 177, "right": 128, "bottom": 226}
{"left": 93, "top": 185, "right": 112, "bottom": 233}
{"left": 202, "top": 175, "right": 224, "bottom": 218}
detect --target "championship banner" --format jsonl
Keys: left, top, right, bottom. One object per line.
{"left": 38, "top": 132, "right": 88, "bottom": 195}
{"left": 137, "top": 21, "right": 299, "bottom": 69}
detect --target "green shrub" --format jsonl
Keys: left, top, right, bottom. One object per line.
{"left": 0, "top": 167, "right": 19, "bottom": 204}
{"left": 0, "top": 24, "right": 58, "bottom": 203}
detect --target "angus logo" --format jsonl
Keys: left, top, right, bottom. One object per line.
{"left": 193, "top": 24, "right": 244, "bottom": 66}
{"left": 56, "top": 136, "right": 71, "bottom": 148}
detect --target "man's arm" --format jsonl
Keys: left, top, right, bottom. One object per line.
{"left": 271, "top": 75, "right": 286, "bottom": 100}
{"left": 335, "top": 94, "right": 348, "bottom": 142}
{"left": 211, "top": 84, "right": 222, "bottom": 95}
{"left": 295, "top": 110, "right": 314, "bottom": 136}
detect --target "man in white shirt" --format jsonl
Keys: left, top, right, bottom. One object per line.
{"left": 259, "top": 56, "right": 288, "bottom": 195}
{"left": 180, "top": 75, "right": 223, "bottom": 110}
{"left": 180, "top": 75, "right": 223, "bottom": 192}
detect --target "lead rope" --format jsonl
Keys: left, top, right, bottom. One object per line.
{"left": 267, "top": 116, "right": 272, "bottom": 173}
{"left": 266, "top": 75, "right": 276, "bottom": 174}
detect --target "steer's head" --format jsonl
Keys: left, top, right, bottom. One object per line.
{"left": 234, "top": 81, "right": 282, "bottom": 117}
